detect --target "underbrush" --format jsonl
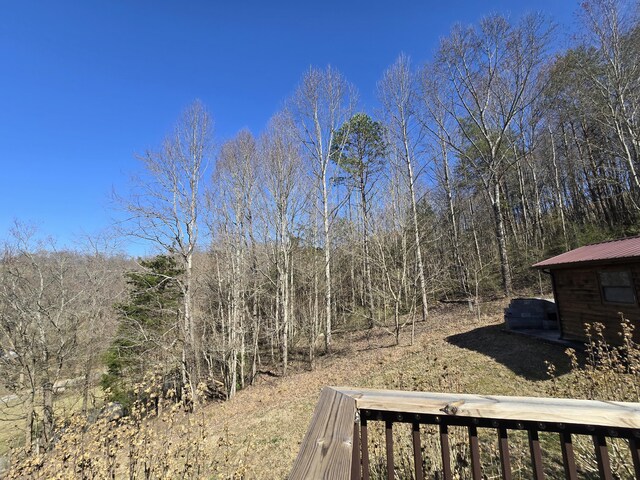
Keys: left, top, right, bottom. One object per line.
{"left": 363, "top": 318, "right": 640, "bottom": 479}
{"left": 6, "top": 385, "right": 251, "bottom": 479}
{"left": 5, "top": 312, "right": 640, "bottom": 479}
{"left": 545, "top": 318, "right": 639, "bottom": 479}
{"left": 547, "top": 318, "right": 640, "bottom": 403}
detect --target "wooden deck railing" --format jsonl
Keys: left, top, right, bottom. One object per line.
{"left": 290, "top": 387, "right": 640, "bottom": 479}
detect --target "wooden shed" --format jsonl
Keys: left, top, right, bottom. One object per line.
{"left": 533, "top": 237, "right": 640, "bottom": 345}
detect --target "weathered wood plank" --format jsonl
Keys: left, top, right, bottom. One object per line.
{"left": 559, "top": 432, "right": 578, "bottom": 480}
{"left": 335, "top": 387, "right": 640, "bottom": 429}
{"left": 439, "top": 423, "right": 452, "bottom": 480}
{"left": 290, "top": 387, "right": 357, "bottom": 479}
{"left": 468, "top": 425, "right": 482, "bottom": 480}
{"left": 553, "top": 263, "right": 640, "bottom": 344}
{"left": 385, "top": 420, "right": 394, "bottom": 480}
{"left": 630, "top": 437, "right": 640, "bottom": 479}
{"left": 291, "top": 387, "right": 640, "bottom": 479}
{"left": 593, "top": 435, "right": 614, "bottom": 480}
{"left": 528, "top": 430, "right": 544, "bottom": 480}
{"left": 351, "top": 417, "right": 360, "bottom": 480}
{"left": 412, "top": 423, "right": 424, "bottom": 480}
{"left": 498, "top": 427, "right": 512, "bottom": 480}
{"left": 361, "top": 419, "right": 370, "bottom": 480}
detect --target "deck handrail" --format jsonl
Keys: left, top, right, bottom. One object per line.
{"left": 290, "top": 386, "right": 640, "bottom": 479}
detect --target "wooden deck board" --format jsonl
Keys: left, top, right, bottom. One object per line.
{"left": 336, "top": 387, "right": 640, "bottom": 429}
{"left": 290, "top": 387, "right": 640, "bottom": 478}
{"left": 289, "top": 387, "right": 357, "bottom": 479}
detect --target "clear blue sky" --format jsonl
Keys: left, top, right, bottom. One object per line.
{"left": 0, "top": 0, "right": 579, "bottom": 251}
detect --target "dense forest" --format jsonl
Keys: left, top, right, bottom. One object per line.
{"left": 1, "top": 0, "right": 639, "bottom": 459}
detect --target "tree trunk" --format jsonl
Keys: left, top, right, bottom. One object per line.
{"left": 25, "top": 388, "right": 35, "bottom": 451}
{"left": 322, "top": 170, "right": 333, "bottom": 353}
{"left": 403, "top": 130, "right": 429, "bottom": 322}
{"left": 491, "top": 181, "right": 512, "bottom": 297}
{"left": 359, "top": 173, "right": 375, "bottom": 327}
{"left": 42, "top": 381, "right": 54, "bottom": 450}
{"left": 549, "top": 127, "right": 568, "bottom": 249}
{"left": 280, "top": 204, "right": 290, "bottom": 376}
{"left": 441, "top": 139, "right": 469, "bottom": 300}
{"left": 183, "top": 253, "right": 197, "bottom": 401}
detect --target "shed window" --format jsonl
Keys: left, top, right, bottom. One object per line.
{"left": 599, "top": 271, "right": 636, "bottom": 304}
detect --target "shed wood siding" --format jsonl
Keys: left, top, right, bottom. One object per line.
{"left": 554, "top": 264, "right": 640, "bottom": 344}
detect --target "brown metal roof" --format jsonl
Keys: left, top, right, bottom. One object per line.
{"left": 533, "top": 236, "right": 640, "bottom": 269}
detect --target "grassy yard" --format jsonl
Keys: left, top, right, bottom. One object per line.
{"left": 5, "top": 300, "right": 636, "bottom": 479}
{"left": 196, "top": 301, "right": 578, "bottom": 478}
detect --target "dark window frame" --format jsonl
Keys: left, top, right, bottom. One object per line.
{"left": 598, "top": 270, "right": 637, "bottom": 305}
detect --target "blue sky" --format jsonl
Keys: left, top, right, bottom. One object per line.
{"left": 0, "top": 1, "right": 579, "bottom": 252}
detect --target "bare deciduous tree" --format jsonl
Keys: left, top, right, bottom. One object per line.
{"left": 211, "top": 130, "right": 258, "bottom": 398}
{"left": 260, "top": 113, "right": 308, "bottom": 375}
{"left": 378, "top": 54, "right": 430, "bottom": 321}
{"left": 426, "top": 14, "right": 552, "bottom": 296}
{"left": 289, "top": 66, "right": 357, "bottom": 352}
{"left": 119, "top": 100, "right": 212, "bottom": 399}
{"left": 578, "top": 0, "right": 640, "bottom": 196}
{"left": 0, "top": 225, "right": 122, "bottom": 452}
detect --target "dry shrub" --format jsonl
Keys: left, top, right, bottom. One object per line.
{"left": 6, "top": 382, "right": 251, "bottom": 479}
{"left": 547, "top": 317, "right": 639, "bottom": 479}
{"left": 558, "top": 318, "right": 640, "bottom": 402}
{"left": 365, "top": 318, "right": 640, "bottom": 479}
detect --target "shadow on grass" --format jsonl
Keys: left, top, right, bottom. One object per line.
{"left": 446, "top": 324, "right": 573, "bottom": 381}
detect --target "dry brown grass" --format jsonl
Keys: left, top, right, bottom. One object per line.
{"left": 0, "top": 397, "right": 22, "bottom": 473}
{"left": 7, "top": 299, "right": 636, "bottom": 478}
{"left": 192, "top": 301, "right": 573, "bottom": 478}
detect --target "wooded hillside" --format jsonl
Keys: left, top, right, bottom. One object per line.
{"left": 1, "top": 0, "right": 640, "bottom": 472}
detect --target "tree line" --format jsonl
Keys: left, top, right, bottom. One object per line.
{"left": 1, "top": 0, "right": 639, "bottom": 453}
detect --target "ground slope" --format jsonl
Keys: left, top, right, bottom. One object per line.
{"left": 202, "top": 302, "right": 571, "bottom": 478}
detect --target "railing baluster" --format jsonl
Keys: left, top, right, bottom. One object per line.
{"left": 559, "top": 432, "right": 577, "bottom": 480}
{"left": 497, "top": 427, "right": 512, "bottom": 480}
{"left": 593, "top": 434, "right": 613, "bottom": 480}
{"left": 292, "top": 388, "right": 640, "bottom": 479}
{"left": 385, "top": 420, "right": 394, "bottom": 480}
{"left": 352, "top": 415, "right": 361, "bottom": 480}
{"left": 630, "top": 437, "right": 640, "bottom": 479}
{"left": 361, "top": 417, "right": 370, "bottom": 480}
{"left": 439, "top": 423, "right": 453, "bottom": 480}
{"left": 412, "top": 423, "right": 424, "bottom": 480}
{"left": 528, "top": 429, "right": 544, "bottom": 479}
{"left": 469, "top": 425, "right": 482, "bottom": 480}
